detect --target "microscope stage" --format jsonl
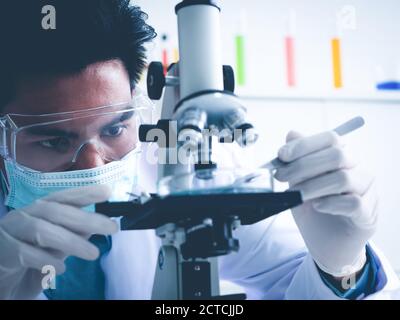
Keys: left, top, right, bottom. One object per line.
{"left": 96, "top": 191, "right": 302, "bottom": 231}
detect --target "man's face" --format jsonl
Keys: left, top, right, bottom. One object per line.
{"left": 2, "top": 60, "right": 133, "bottom": 171}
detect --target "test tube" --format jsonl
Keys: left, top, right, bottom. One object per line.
{"left": 235, "top": 13, "right": 247, "bottom": 86}
{"left": 173, "top": 48, "right": 180, "bottom": 63}
{"left": 331, "top": 37, "right": 343, "bottom": 89}
{"left": 285, "top": 10, "right": 297, "bottom": 87}
{"left": 331, "top": 16, "right": 344, "bottom": 90}
{"left": 161, "top": 34, "right": 169, "bottom": 75}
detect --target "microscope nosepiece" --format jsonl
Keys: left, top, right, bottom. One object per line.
{"left": 224, "top": 109, "right": 258, "bottom": 147}
{"left": 177, "top": 107, "right": 207, "bottom": 147}
{"left": 234, "top": 124, "right": 259, "bottom": 147}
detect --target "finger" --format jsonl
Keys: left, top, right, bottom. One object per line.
{"left": 1, "top": 212, "right": 100, "bottom": 261}
{"left": 41, "top": 185, "right": 112, "bottom": 208}
{"left": 278, "top": 131, "right": 340, "bottom": 163}
{"left": 19, "top": 242, "right": 66, "bottom": 275}
{"left": 45, "top": 248, "right": 67, "bottom": 260}
{"left": 312, "top": 181, "right": 378, "bottom": 228}
{"left": 25, "top": 201, "right": 118, "bottom": 236}
{"left": 286, "top": 130, "right": 303, "bottom": 143}
{"left": 275, "top": 146, "right": 354, "bottom": 185}
{"left": 0, "top": 227, "right": 66, "bottom": 274}
{"left": 289, "top": 168, "right": 374, "bottom": 202}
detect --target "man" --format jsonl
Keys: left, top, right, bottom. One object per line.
{"left": 0, "top": 0, "right": 398, "bottom": 300}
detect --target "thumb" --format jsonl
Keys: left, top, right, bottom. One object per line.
{"left": 278, "top": 130, "right": 305, "bottom": 162}
{"left": 286, "top": 130, "right": 304, "bottom": 143}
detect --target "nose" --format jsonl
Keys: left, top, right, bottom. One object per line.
{"left": 70, "top": 143, "right": 107, "bottom": 170}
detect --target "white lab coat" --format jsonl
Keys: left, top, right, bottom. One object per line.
{"left": 1, "top": 144, "right": 399, "bottom": 300}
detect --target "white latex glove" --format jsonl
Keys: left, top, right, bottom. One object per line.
{"left": 0, "top": 185, "right": 118, "bottom": 300}
{"left": 275, "top": 130, "right": 378, "bottom": 277}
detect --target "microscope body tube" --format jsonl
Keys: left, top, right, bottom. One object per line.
{"left": 177, "top": 4, "right": 224, "bottom": 98}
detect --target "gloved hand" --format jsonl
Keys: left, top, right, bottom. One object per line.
{"left": 275, "top": 130, "right": 378, "bottom": 277}
{"left": 0, "top": 185, "right": 118, "bottom": 300}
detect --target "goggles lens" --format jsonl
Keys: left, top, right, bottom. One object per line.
{"left": 1, "top": 95, "right": 153, "bottom": 172}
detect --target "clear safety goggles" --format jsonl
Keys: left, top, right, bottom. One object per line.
{"left": 0, "top": 91, "right": 154, "bottom": 173}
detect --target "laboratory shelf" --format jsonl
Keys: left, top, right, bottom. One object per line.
{"left": 238, "top": 91, "right": 400, "bottom": 105}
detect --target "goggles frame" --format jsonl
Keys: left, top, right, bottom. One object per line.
{"left": 0, "top": 90, "right": 155, "bottom": 172}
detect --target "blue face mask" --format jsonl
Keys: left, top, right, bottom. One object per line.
{"left": 2, "top": 148, "right": 141, "bottom": 210}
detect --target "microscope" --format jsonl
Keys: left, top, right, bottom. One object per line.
{"left": 96, "top": 0, "right": 302, "bottom": 300}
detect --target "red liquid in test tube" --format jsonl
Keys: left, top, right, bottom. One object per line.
{"left": 162, "top": 49, "right": 168, "bottom": 75}
{"left": 285, "top": 10, "right": 297, "bottom": 87}
{"left": 161, "top": 34, "right": 169, "bottom": 75}
{"left": 285, "top": 36, "right": 296, "bottom": 87}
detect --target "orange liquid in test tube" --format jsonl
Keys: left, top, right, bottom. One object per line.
{"left": 173, "top": 48, "right": 179, "bottom": 63}
{"left": 331, "top": 38, "right": 343, "bottom": 88}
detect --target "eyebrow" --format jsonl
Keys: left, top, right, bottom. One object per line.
{"left": 25, "top": 110, "right": 136, "bottom": 137}
{"left": 26, "top": 126, "right": 79, "bottom": 139}
{"left": 101, "top": 110, "right": 135, "bottom": 131}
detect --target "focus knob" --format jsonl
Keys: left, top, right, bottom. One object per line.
{"left": 223, "top": 65, "right": 235, "bottom": 93}
{"left": 147, "top": 62, "right": 166, "bottom": 100}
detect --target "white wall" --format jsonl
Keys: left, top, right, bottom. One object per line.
{"left": 133, "top": 0, "right": 400, "bottom": 273}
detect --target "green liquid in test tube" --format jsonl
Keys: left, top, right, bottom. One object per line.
{"left": 235, "top": 34, "right": 246, "bottom": 86}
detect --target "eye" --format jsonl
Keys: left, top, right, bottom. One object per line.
{"left": 38, "top": 137, "right": 71, "bottom": 152}
{"left": 102, "top": 124, "right": 127, "bottom": 137}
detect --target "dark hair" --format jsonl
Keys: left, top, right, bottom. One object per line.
{"left": 0, "top": 0, "right": 156, "bottom": 109}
